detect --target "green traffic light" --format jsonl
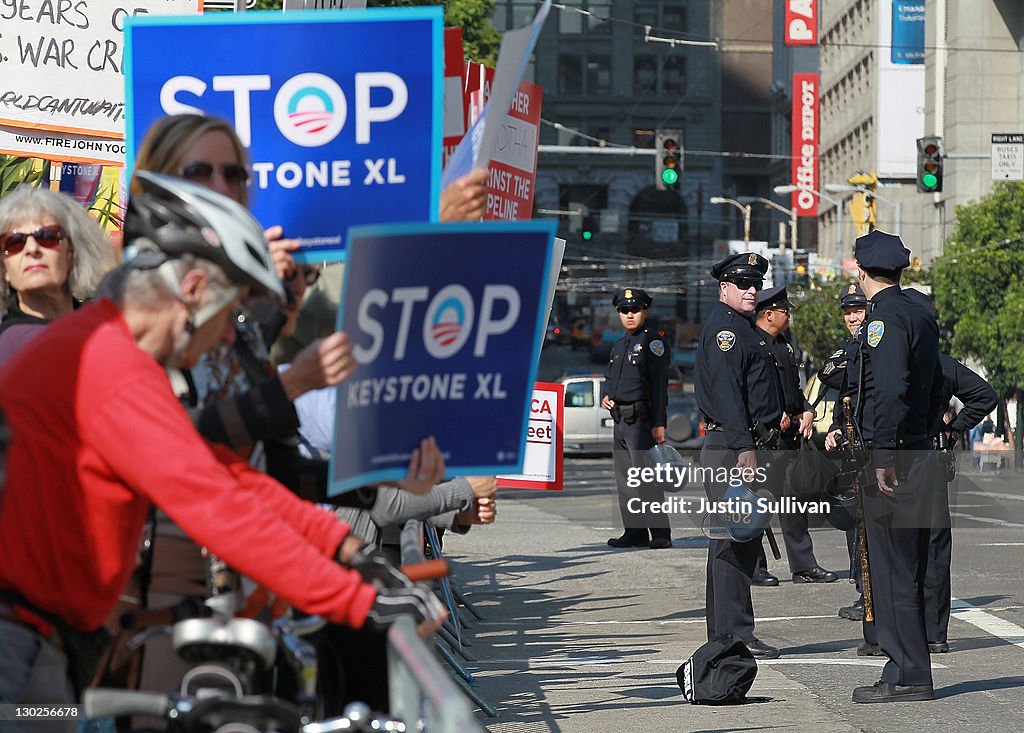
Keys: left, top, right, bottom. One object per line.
{"left": 922, "top": 173, "right": 938, "bottom": 189}
{"left": 661, "top": 169, "right": 679, "bottom": 185}
{"left": 582, "top": 230, "right": 593, "bottom": 240}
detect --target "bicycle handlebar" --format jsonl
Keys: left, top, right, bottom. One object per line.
{"left": 83, "top": 689, "right": 169, "bottom": 719}
{"left": 398, "top": 559, "right": 448, "bottom": 583}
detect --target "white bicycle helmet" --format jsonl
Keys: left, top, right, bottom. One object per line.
{"left": 124, "top": 171, "right": 285, "bottom": 304}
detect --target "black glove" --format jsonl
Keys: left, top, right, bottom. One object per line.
{"left": 349, "top": 549, "right": 413, "bottom": 590}
{"left": 364, "top": 585, "right": 446, "bottom": 630}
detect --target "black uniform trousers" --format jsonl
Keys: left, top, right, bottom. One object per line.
{"left": 860, "top": 443, "right": 939, "bottom": 687}
{"left": 701, "top": 433, "right": 762, "bottom": 643}
{"left": 753, "top": 443, "right": 818, "bottom": 574}
{"left": 613, "top": 412, "right": 670, "bottom": 537}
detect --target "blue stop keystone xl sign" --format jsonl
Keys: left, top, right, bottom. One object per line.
{"left": 328, "top": 220, "right": 557, "bottom": 494}
{"left": 124, "top": 8, "right": 443, "bottom": 262}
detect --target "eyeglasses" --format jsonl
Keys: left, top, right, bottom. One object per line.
{"left": 180, "top": 161, "right": 250, "bottom": 188}
{"left": 771, "top": 308, "right": 791, "bottom": 316}
{"left": 286, "top": 266, "right": 321, "bottom": 287}
{"left": 617, "top": 306, "right": 643, "bottom": 315}
{"left": 1, "top": 225, "right": 68, "bottom": 257}
{"left": 726, "top": 278, "right": 762, "bottom": 292}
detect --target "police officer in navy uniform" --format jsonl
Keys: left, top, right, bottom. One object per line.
{"left": 695, "top": 252, "right": 783, "bottom": 659}
{"left": 752, "top": 286, "right": 839, "bottom": 585}
{"left": 847, "top": 230, "right": 944, "bottom": 704}
{"left": 603, "top": 288, "right": 673, "bottom": 549}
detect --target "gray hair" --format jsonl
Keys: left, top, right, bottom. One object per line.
{"left": 0, "top": 186, "right": 117, "bottom": 314}
{"left": 96, "top": 245, "right": 235, "bottom": 314}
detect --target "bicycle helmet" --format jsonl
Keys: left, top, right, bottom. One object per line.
{"left": 124, "top": 171, "right": 284, "bottom": 304}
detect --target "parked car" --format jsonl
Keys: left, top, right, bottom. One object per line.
{"left": 544, "top": 315, "right": 570, "bottom": 347}
{"left": 560, "top": 374, "right": 613, "bottom": 455}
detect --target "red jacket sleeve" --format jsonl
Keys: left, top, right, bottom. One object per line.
{"left": 88, "top": 373, "right": 376, "bottom": 628}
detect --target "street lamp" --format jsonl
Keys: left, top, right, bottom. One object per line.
{"left": 773, "top": 184, "right": 848, "bottom": 253}
{"left": 737, "top": 196, "right": 797, "bottom": 250}
{"left": 709, "top": 196, "right": 752, "bottom": 244}
{"left": 824, "top": 182, "right": 902, "bottom": 235}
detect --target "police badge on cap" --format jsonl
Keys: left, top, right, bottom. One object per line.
{"left": 709, "top": 252, "right": 769, "bottom": 282}
{"left": 839, "top": 283, "right": 867, "bottom": 308}
{"left": 612, "top": 287, "right": 652, "bottom": 309}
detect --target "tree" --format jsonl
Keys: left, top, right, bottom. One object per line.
{"left": 933, "top": 181, "right": 1024, "bottom": 464}
{"left": 787, "top": 279, "right": 852, "bottom": 368}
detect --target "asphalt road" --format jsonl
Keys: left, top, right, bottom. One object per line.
{"left": 444, "top": 456, "right": 1024, "bottom": 732}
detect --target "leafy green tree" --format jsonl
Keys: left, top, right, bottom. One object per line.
{"left": 933, "top": 181, "right": 1024, "bottom": 463}
{"left": 788, "top": 279, "right": 852, "bottom": 367}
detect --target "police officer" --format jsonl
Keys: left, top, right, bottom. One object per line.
{"left": 695, "top": 252, "right": 783, "bottom": 659}
{"left": 753, "top": 286, "right": 839, "bottom": 585}
{"left": 603, "top": 288, "right": 672, "bottom": 549}
{"left": 847, "top": 230, "right": 944, "bottom": 704}
{"left": 819, "top": 283, "right": 869, "bottom": 622}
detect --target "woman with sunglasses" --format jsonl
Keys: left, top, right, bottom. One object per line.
{"left": 0, "top": 187, "right": 116, "bottom": 367}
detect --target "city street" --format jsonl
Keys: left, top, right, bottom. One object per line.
{"left": 444, "top": 457, "right": 1024, "bottom": 732}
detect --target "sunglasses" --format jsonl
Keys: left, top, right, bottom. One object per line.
{"left": 617, "top": 306, "right": 643, "bottom": 315}
{"left": 726, "top": 278, "right": 762, "bottom": 292}
{"left": 1, "top": 225, "right": 68, "bottom": 257}
{"left": 286, "top": 266, "right": 321, "bottom": 287}
{"left": 180, "top": 160, "right": 250, "bottom": 187}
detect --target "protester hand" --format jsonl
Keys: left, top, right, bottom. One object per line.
{"left": 798, "top": 411, "right": 815, "bottom": 440}
{"left": 652, "top": 425, "right": 666, "bottom": 444}
{"left": 440, "top": 168, "right": 488, "bottom": 222}
{"left": 280, "top": 331, "right": 355, "bottom": 400}
{"left": 876, "top": 467, "right": 898, "bottom": 497}
{"left": 396, "top": 437, "right": 445, "bottom": 495}
{"left": 780, "top": 412, "right": 791, "bottom": 432}
{"left": 349, "top": 549, "right": 414, "bottom": 590}
{"left": 365, "top": 584, "right": 447, "bottom": 633}
{"left": 264, "top": 225, "right": 301, "bottom": 280}
{"left": 601, "top": 395, "right": 615, "bottom": 410}
{"left": 736, "top": 450, "right": 757, "bottom": 472}
{"left": 466, "top": 476, "right": 497, "bottom": 499}
{"left": 456, "top": 496, "right": 496, "bottom": 526}
{"left": 334, "top": 534, "right": 365, "bottom": 565}
{"left": 824, "top": 429, "right": 842, "bottom": 451}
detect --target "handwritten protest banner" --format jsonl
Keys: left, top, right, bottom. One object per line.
{"left": 0, "top": 0, "right": 200, "bottom": 138}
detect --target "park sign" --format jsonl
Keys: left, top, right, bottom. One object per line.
{"left": 328, "top": 220, "right": 557, "bottom": 494}
{"left": 124, "top": 8, "right": 443, "bottom": 262}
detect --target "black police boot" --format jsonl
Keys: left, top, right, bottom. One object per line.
{"left": 649, "top": 530, "right": 672, "bottom": 549}
{"left": 839, "top": 596, "right": 865, "bottom": 621}
{"left": 793, "top": 566, "right": 839, "bottom": 583}
{"left": 746, "top": 639, "right": 781, "bottom": 659}
{"left": 856, "top": 642, "right": 885, "bottom": 657}
{"left": 608, "top": 530, "right": 649, "bottom": 548}
{"left": 852, "top": 681, "right": 934, "bottom": 703}
{"left": 928, "top": 641, "right": 949, "bottom": 654}
{"left": 751, "top": 569, "right": 780, "bottom": 587}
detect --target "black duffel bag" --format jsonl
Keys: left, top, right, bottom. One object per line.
{"left": 784, "top": 437, "right": 837, "bottom": 500}
{"left": 676, "top": 634, "right": 757, "bottom": 705}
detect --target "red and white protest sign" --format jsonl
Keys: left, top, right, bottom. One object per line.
{"left": 791, "top": 72, "right": 819, "bottom": 217}
{"left": 443, "top": 28, "right": 466, "bottom": 167}
{"left": 484, "top": 80, "right": 541, "bottom": 221}
{"left": 784, "top": 0, "right": 818, "bottom": 46}
{"left": 464, "top": 61, "right": 494, "bottom": 131}
{"left": 497, "top": 382, "right": 564, "bottom": 491}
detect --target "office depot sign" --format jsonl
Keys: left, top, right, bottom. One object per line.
{"left": 785, "top": 0, "right": 818, "bottom": 46}
{"left": 791, "top": 73, "right": 819, "bottom": 217}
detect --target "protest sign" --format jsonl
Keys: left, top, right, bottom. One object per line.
{"left": 125, "top": 8, "right": 443, "bottom": 263}
{"left": 0, "top": 0, "right": 199, "bottom": 138}
{"left": 484, "top": 79, "right": 541, "bottom": 221}
{"left": 442, "top": 27, "right": 466, "bottom": 167}
{"left": 0, "top": 123, "right": 126, "bottom": 165}
{"left": 497, "top": 382, "right": 564, "bottom": 490}
{"left": 328, "top": 220, "right": 557, "bottom": 494}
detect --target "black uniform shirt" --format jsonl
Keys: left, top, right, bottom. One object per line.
{"left": 758, "top": 328, "right": 812, "bottom": 416}
{"left": 856, "top": 286, "right": 943, "bottom": 464}
{"left": 819, "top": 331, "right": 861, "bottom": 392}
{"left": 695, "top": 303, "right": 783, "bottom": 451}
{"left": 936, "top": 353, "right": 998, "bottom": 434}
{"left": 604, "top": 326, "right": 671, "bottom": 427}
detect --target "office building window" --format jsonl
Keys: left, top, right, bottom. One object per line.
{"left": 635, "top": 56, "right": 658, "bottom": 95}
{"left": 663, "top": 3, "right": 687, "bottom": 32}
{"left": 587, "top": 55, "right": 612, "bottom": 94}
{"left": 663, "top": 56, "right": 686, "bottom": 95}
{"left": 558, "top": 55, "right": 583, "bottom": 94}
{"left": 633, "top": 128, "right": 657, "bottom": 148}
{"left": 559, "top": 0, "right": 612, "bottom": 34}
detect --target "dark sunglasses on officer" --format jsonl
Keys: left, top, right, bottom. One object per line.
{"left": 617, "top": 305, "right": 645, "bottom": 315}
{"left": 725, "top": 277, "right": 762, "bottom": 292}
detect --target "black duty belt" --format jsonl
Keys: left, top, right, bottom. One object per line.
{"left": 706, "top": 421, "right": 724, "bottom": 432}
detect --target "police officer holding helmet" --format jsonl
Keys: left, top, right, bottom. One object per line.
{"left": 695, "top": 252, "right": 783, "bottom": 659}
{"left": 602, "top": 287, "right": 672, "bottom": 550}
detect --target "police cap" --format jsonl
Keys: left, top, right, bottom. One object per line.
{"left": 854, "top": 230, "right": 911, "bottom": 273}
{"left": 710, "top": 252, "right": 769, "bottom": 283}
{"left": 612, "top": 287, "right": 652, "bottom": 310}
{"left": 755, "top": 285, "right": 793, "bottom": 313}
{"left": 838, "top": 283, "right": 867, "bottom": 309}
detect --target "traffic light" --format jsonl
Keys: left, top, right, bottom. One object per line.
{"left": 656, "top": 129, "right": 683, "bottom": 191}
{"left": 916, "top": 136, "right": 943, "bottom": 193}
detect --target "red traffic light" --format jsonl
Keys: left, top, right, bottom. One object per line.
{"left": 663, "top": 138, "right": 678, "bottom": 151}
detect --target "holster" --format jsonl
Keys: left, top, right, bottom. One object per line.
{"left": 751, "top": 421, "right": 780, "bottom": 450}
{"left": 612, "top": 402, "right": 650, "bottom": 425}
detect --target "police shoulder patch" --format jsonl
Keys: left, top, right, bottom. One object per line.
{"left": 716, "top": 330, "right": 736, "bottom": 352}
{"left": 822, "top": 363, "right": 835, "bottom": 376}
{"left": 866, "top": 320, "right": 885, "bottom": 348}
{"left": 649, "top": 339, "right": 665, "bottom": 357}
